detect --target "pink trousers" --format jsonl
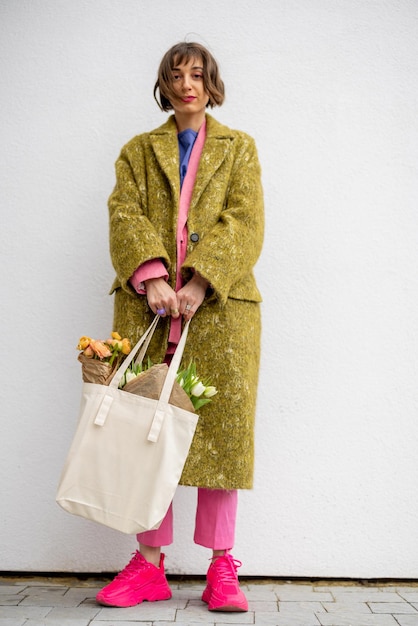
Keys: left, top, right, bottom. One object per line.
{"left": 137, "top": 488, "right": 238, "bottom": 550}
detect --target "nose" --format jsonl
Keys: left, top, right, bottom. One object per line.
{"left": 182, "top": 74, "right": 192, "bottom": 90}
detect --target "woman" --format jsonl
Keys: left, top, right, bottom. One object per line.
{"left": 96, "top": 41, "right": 264, "bottom": 612}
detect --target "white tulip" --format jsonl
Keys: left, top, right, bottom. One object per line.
{"left": 191, "top": 381, "right": 206, "bottom": 397}
{"left": 203, "top": 386, "right": 218, "bottom": 398}
{"left": 125, "top": 371, "right": 138, "bottom": 384}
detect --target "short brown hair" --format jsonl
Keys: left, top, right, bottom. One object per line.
{"left": 154, "top": 42, "right": 225, "bottom": 112}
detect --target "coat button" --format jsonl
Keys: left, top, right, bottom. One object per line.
{"left": 190, "top": 232, "right": 199, "bottom": 242}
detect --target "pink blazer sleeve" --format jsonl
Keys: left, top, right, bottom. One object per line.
{"left": 129, "top": 259, "right": 169, "bottom": 294}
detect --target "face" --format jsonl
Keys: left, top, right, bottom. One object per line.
{"left": 169, "top": 56, "right": 210, "bottom": 118}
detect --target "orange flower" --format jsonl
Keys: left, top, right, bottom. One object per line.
{"left": 111, "top": 331, "right": 122, "bottom": 340}
{"left": 90, "top": 340, "right": 112, "bottom": 359}
{"left": 83, "top": 345, "right": 94, "bottom": 358}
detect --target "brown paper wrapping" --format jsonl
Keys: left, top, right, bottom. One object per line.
{"left": 78, "top": 354, "right": 118, "bottom": 386}
{"left": 123, "top": 363, "right": 195, "bottom": 413}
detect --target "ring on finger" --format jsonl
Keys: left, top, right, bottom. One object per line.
{"left": 185, "top": 304, "right": 192, "bottom": 311}
{"left": 157, "top": 307, "right": 166, "bottom": 315}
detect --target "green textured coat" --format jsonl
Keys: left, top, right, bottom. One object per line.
{"left": 109, "top": 114, "right": 264, "bottom": 489}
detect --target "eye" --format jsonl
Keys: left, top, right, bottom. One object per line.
{"left": 193, "top": 73, "right": 203, "bottom": 80}
{"left": 172, "top": 73, "right": 181, "bottom": 81}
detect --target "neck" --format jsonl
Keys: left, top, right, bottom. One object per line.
{"left": 174, "top": 111, "right": 206, "bottom": 132}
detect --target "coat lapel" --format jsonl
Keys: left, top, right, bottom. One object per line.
{"left": 190, "top": 115, "right": 234, "bottom": 210}
{"left": 149, "top": 118, "right": 180, "bottom": 204}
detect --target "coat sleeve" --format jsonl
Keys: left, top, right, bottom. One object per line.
{"left": 108, "top": 141, "right": 171, "bottom": 292}
{"left": 182, "top": 134, "right": 264, "bottom": 305}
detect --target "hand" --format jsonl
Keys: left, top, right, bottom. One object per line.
{"left": 144, "top": 278, "right": 180, "bottom": 318}
{"left": 177, "top": 273, "right": 209, "bottom": 321}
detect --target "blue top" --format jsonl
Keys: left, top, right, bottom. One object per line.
{"left": 178, "top": 128, "right": 198, "bottom": 188}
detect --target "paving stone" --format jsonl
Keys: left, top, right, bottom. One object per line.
{"left": 276, "top": 589, "right": 334, "bottom": 602}
{"left": 275, "top": 584, "right": 314, "bottom": 592}
{"left": 19, "top": 593, "right": 86, "bottom": 608}
{"left": 245, "top": 588, "right": 279, "bottom": 601}
{"left": 316, "top": 612, "right": 400, "bottom": 625}
{"left": 275, "top": 585, "right": 313, "bottom": 596}
{"left": 247, "top": 583, "right": 284, "bottom": 591}
{"left": 247, "top": 600, "right": 278, "bottom": 611}
{"left": 211, "top": 612, "right": 255, "bottom": 624}
{"left": 0, "top": 583, "right": 25, "bottom": 600}
{"left": 176, "top": 606, "right": 253, "bottom": 623}
{"left": 171, "top": 587, "right": 204, "bottom": 602}
{"left": 21, "top": 586, "right": 67, "bottom": 597}
{"left": 321, "top": 602, "right": 372, "bottom": 614}
{"left": 42, "top": 605, "right": 101, "bottom": 619}
{"left": 315, "top": 586, "right": 383, "bottom": 594}
{"left": 96, "top": 603, "right": 177, "bottom": 620}
{"left": 331, "top": 591, "right": 403, "bottom": 603}
{"left": 399, "top": 593, "right": 418, "bottom": 603}
{"left": 0, "top": 606, "right": 51, "bottom": 619}
{"left": 0, "top": 619, "right": 26, "bottom": 626}
{"left": 368, "top": 602, "right": 418, "bottom": 614}
{"left": 91, "top": 621, "right": 152, "bottom": 625}
{"left": 255, "top": 611, "right": 321, "bottom": 625}
{"left": 172, "top": 606, "right": 217, "bottom": 623}
{"left": 394, "top": 616, "right": 418, "bottom": 626}
{"left": 24, "top": 617, "right": 91, "bottom": 626}
{"left": 0, "top": 595, "right": 24, "bottom": 606}
{"left": 279, "top": 601, "right": 325, "bottom": 613}
{"left": 152, "top": 623, "right": 212, "bottom": 626}
{"left": 151, "top": 619, "right": 212, "bottom": 626}
{"left": 65, "top": 587, "right": 101, "bottom": 600}
{"left": 167, "top": 596, "right": 202, "bottom": 609}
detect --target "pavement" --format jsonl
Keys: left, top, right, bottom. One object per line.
{"left": 2, "top": 575, "right": 418, "bottom": 626}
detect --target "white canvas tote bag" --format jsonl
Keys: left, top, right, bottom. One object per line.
{"left": 56, "top": 316, "right": 198, "bottom": 534}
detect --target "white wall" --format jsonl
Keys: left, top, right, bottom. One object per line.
{"left": 1, "top": 0, "right": 418, "bottom": 578}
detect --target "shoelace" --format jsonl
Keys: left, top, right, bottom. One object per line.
{"left": 212, "top": 554, "right": 242, "bottom": 584}
{"left": 115, "top": 552, "right": 148, "bottom": 580}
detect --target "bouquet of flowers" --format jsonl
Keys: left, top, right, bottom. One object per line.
{"left": 76, "top": 332, "right": 131, "bottom": 386}
{"left": 76, "top": 332, "right": 217, "bottom": 411}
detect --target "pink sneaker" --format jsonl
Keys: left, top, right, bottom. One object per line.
{"left": 202, "top": 553, "right": 248, "bottom": 612}
{"left": 96, "top": 551, "right": 172, "bottom": 607}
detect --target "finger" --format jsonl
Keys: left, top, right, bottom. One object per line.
{"left": 178, "top": 302, "right": 191, "bottom": 316}
{"left": 183, "top": 303, "right": 196, "bottom": 320}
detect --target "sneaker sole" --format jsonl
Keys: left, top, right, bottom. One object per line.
{"left": 97, "top": 594, "right": 171, "bottom": 607}
{"left": 209, "top": 603, "right": 248, "bottom": 612}
{"left": 96, "top": 588, "right": 172, "bottom": 607}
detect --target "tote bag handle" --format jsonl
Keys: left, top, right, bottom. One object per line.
{"left": 93, "top": 315, "right": 192, "bottom": 442}
{"left": 108, "top": 315, "right": 160, "bottom": 390}
{"left": 147, "top": 319, "right": 190, "bottom": 442}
